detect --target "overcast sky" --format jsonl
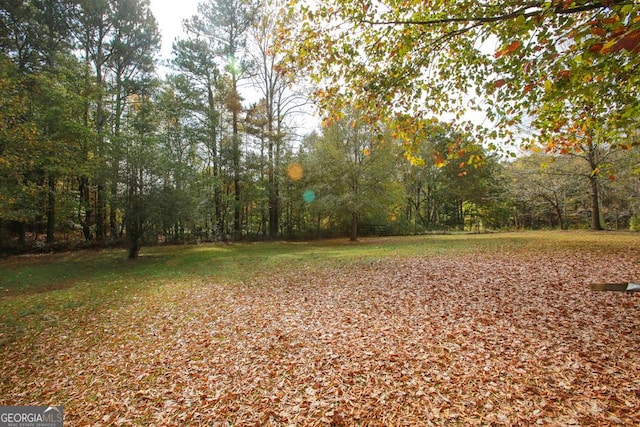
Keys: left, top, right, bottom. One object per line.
{"left": 149, "top": 0, "right": 200, "bottom": 60}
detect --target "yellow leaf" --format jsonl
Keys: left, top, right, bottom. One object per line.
{"left": 601, "top": 38, "right": 617, "bottom": 53}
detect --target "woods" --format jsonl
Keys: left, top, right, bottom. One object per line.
{"left": 1, "top": 0, "right": 639, "bottom": 257}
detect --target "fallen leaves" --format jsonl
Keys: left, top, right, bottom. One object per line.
{"left": 1, "top": 242, "right": 639, "bottom": 425}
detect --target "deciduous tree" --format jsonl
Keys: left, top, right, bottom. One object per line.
{"left": 303, "top": 110, "right": 403, "bottom": 241}
{"left": 286, "top": 0, "right": 639, "bottom": 138}
{"left": 285, "top": 0, "right": 640, "bottom": 229}
{"left": 248, "top": 2, "right": 308, "bottom": 237}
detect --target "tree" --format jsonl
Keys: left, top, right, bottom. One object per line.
{"left": 617, "top": 145, "right": 640, "bottom": 229}
{"left": 0, "top": 55, "right": 41, "bottom": 244}
{"left": 400, "top": 120, "right": 506, "bottom": 231}
{"left": 502, "top": 7, "right": 639, "bottom": 230}
{"left": 185, "top": 0, "right": 258, "bottom": 238}
{"left": 171, "top": 37, "right": 225, "bottom": 238}
{"left": 1, "top": 0, "right": 87, "bottom": 244}
{"left": 107, "top": 0, "right": 161, "bottom": 238}
{"left": 287, "top": 0, "right": 639, "bottom": 131}
{"left": 122, "top": 90, "right": 163, "bottom": 258}
{"left": 37, "top": 0, "right": 86, "bottom": 243}
{"left": 32, "top": 58, "right": 90, "bottom": 243}
{"left": 247, "top": 3, "right": 307, "bottom": 237}
{"left": 285, "top": 0, "right": 639, "bottom": 229}
{"left": 1, "top": 0, "right": 42, "bottom": 71}
{"left": 302, "top": 111, "right": 403, "bottom": 241}
{"left": 155, "top": 77, "right": 202, "bottom": 243}
{"left": 77, "top": 0, "right": 114, "bottom": 240}
{"left": 77, "top": 0, "right": 160, "bottom": 241}
{"left": 598, "top": 150, "right": 639, "bottom": 229}
{"left": 176, "top": 0, "right": 258, "bottom": 239}
{"left": 505, "top": 147, "right": 640, "bottom": 230}
{"left": 507, "top": 154, "right": 585, "bottom": 229}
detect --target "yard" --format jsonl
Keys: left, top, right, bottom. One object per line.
{"left": 1, "top": 232, "right": 639, "bottom": 425}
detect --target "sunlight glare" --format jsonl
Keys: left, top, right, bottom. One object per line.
{"left": 303, "top": 189, "right": 316, "bottom": 203}
{"left": 287, "top": 162, "right": 304, "bottom": 181}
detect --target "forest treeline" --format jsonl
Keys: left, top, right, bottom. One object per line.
{"left": 1, "top": 0, "right": 639, "bottom": 257}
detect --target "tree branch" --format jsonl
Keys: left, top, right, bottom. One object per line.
{"left": 359, "top": 0, "right": 630, "bottom": 27}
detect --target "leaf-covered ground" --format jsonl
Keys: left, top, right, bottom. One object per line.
{"left": 2, "top": 237, "right": 640, "bottom": 425}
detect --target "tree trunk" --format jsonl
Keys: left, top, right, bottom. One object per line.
{"left": 96, "top": 183, "right": 107, "bottom": 239}
{"left": 268, "top": 133, "right": 279, "bottom": 237}
{"left": 549, "top": 192, "right": 565, "bottom": 230}
{"left": 350, "top": 212, "right": 358, "bottom": 241}
{"left": 78, "top": 176, "right": 93, "bottom": 241}
{"left": 268, "top": 111, "right": 282, "bottom": 237}
{"left": 128, "top": 237, "right": 140, "bottom": 259}
{"left": 111, "top": 75, "right": 125, "bottom": 240}
{"left": 46, "top": 174, "right": 56, "bottom": 243}
{"left": 127, "top": 184, "right": 142, "bottom": 259}
{"left": 586, "top": 139, "right": 604, "bottom": 231}
{"left": 554, "top": 203, "right": 565, "bottom": 230}
{"left": 589, "top": 174, "right": 604, "bottom": 230}
{"left": 81, "top": 44, "right": 93, "bottom": 242}
{"left": 95, "top": 64, "right": 107, "bottom": 241}
{"left": 207, "top": 84, "right": 222, "bottom": 238}
{"left": 232, "top": 82, "right": 242, "bottom": 239}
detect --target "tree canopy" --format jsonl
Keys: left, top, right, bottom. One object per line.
{"left": 1, "top": 0, "right": 639, "bottom": 253}
{"left": 284, "top": 0, "right": 640, "bottom": 154}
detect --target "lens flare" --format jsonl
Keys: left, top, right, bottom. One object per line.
{"left": 287, "top": 163, "right": 304, "bottom": 181}
{"left": 303, "top": 189, "right": 316, "bottom": 203}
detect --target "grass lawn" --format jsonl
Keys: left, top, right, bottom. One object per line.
{"left": 1, "top": 231, "right": 639, "bottom": 425}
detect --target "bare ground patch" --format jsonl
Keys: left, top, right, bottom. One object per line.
{"left": 2, "top": 246, "right": 639, "bottom": 426}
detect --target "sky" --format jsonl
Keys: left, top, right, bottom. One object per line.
{"left": 149, "top": 0, "right": 201, "bottom": 61}
{"left": 146, "top": 0, "right": 489, "bottom": 141}
{"left": 148, "top": 0, "right": 320, "bottom": 135}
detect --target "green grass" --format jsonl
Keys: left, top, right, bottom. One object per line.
{"left": 1, "top": 231, "right": 638, "bottom": 346}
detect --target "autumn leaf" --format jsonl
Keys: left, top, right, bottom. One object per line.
{"left": 506, "top": 40, "right": 521, "bottom": 54}
{"left": 494, "top": 78, "right": 507, "bottom": 88}
{"left": 494, "top": 40, "right": 521, "bottom": 59}
{"left": 601, "top": 29, "right": 640, "bottom": 54}
{"left": 433, "top": 153, "right": 446, "bottom": 168}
